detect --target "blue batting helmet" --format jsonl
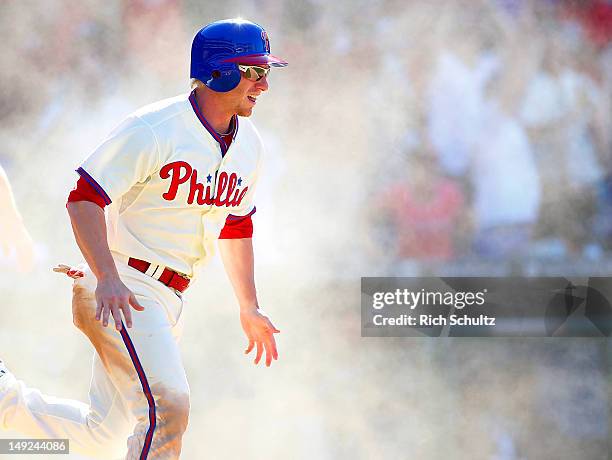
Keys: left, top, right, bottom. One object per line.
{"left": 190, "top": 18, "right": 288, "bottom": 93}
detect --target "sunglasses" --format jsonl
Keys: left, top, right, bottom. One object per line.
{"left": 238, "top": 64, "right": 270, "bottom": 81}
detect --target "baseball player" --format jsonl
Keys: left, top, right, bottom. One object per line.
{"left": 0, "top": 18, "right": 285, "bottom": 459}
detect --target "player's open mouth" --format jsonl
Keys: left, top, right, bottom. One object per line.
{"left": 247, "top": 96, "right": 257, "bottom": 104}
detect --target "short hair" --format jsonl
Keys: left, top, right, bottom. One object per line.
{"left": 190, "top": 78, "right": 206, "bottom": 90}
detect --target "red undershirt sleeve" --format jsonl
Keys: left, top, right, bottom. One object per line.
{"left": 218, "top": 212, "right": 255, "bottom": 239}
{"left": 67, "top": 176, "right": 107, "bottom": 209}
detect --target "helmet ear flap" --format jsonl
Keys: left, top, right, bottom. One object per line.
{"left": 206, "top": 64, "right": 241, "bottom": 92}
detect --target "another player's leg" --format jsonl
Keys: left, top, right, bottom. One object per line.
{"left": 0, "top": 356, "right": 132, "bottom": 459}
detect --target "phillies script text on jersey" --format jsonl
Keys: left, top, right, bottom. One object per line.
{"left": 160, "top": 161, "right": 249, "bottom": 207}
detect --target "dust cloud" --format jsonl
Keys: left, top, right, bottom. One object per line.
{"left": 0, "top": 1, "right": 610, "bottom": 459}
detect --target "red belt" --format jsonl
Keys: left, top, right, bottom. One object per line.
{"left": 128, "top": 257, "right": 190, "bottom": 293}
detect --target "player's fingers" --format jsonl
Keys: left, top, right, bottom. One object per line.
{"left": 102, "top": 303, "right": 111, "bottom": 327}
{"left": 245, "top": 339, "right": 255, "bottom": 354}
{"left": 110, "top": 305, "right": 122, "bottom": 331}
{"left": 129, "top": 294, "right": 145, "bottom": 312}
{"left": 263, "top": 341, "right": 273, "bottom": 367}
{"left": 267, "top": 334, "right": 278, "bottom": 361}
{"left": 254, "top": 341, "right": 263, "bottom": 365}
{"left": 95, "top": 300, "right": 104, "bottom": 321}
{"left": 122, "top": 303, "right": 133, "bottom": 328}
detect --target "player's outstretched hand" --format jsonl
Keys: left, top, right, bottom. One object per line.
{"left": 240, "top": 307, "right": 280, "bottom": 367}
{"left": 95, "top": 276, "right": 145, "bottom": 331}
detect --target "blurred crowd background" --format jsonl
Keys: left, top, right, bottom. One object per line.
{"left": 360, "top": 0, "right": 612, "bottom": 275}
{"left": 0, "top": 1, "right": 611, "bottom": 459}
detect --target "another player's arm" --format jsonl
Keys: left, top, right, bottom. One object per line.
{"left": 67, "top": 201, "right": 144, "bottom": 330}
{"left": 218, "top": 238, "right": 280, "bottom": 367}
{"left": 0, "top": 165, "right": 22, "bottom": 225}
{"left": 0, "top": 165, "right": 34, "bottom": 270}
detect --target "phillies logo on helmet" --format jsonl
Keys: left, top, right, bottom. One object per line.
{"left": 261, "top": 30, "right": 270, "bottom": 53}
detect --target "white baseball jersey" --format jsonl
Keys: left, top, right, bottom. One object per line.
{"left": 77, "top": 91, "right": 263, "bottom": 277}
